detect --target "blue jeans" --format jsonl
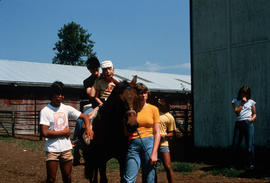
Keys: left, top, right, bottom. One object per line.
{"left": 73, "top": 107, "right": 93, "bottom": 141}
{"left": 232, "top": 120, "right": 255, "bottom": 165}
{"left": 123, "top": 136, "right": 155, "bottom": 183}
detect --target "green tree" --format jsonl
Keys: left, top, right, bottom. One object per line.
{"left": 52, "top": 21, "right": 96, "bottom": 66}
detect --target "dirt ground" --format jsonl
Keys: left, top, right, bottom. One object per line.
{"left": 0, "top": 140, "right": 269, "bottom": 183}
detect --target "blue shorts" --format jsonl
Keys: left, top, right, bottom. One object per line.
{"left": 159, "top": 145, "right": 170, "bottom": 153}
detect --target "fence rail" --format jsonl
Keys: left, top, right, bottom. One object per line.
{"left": 0, "top": 110, "right": 78, "bottom": 138}
{"left": 0, "top": 111, "right": 15, "bottom": 136}
{"left": 171, "top": 107, "right": 192, "bottom": 137}
{"left": 0, "top": 107, "right": 192, "bottom": 138}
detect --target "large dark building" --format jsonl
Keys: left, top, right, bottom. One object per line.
{"left": 191, "top": 0, "right": 270, "bottom": 148}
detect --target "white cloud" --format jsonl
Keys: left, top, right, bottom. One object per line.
{"left": 127, "top": 61, "right": 190, "bottom": 73}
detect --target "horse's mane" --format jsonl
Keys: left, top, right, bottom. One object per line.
{"left": 101, "top": 80, "right": 130, "bottom": 108}
{"left": 93, "top": 80, "right": 130, "bottom": 126}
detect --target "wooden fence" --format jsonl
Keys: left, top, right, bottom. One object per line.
{"left": 0, "top": 110, "right": 78, "bottom": 137}
{"left": 171, "top": 107, "right": 192, "bottom": 137}
{"left": 0, "top": 107, "right": 192, "bottom": 138}
{"left": 0, "top": 110, "right": 15, "bottom": 136}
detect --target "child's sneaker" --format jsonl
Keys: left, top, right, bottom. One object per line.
{"left": 72, "top": 140, "right": 78, "bottom": 147}
{"left": 82, "top": 132, "right": 91, "bottom": 145}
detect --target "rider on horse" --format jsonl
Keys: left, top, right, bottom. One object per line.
{"left": 73, "top": 59, "right": 119, "bottom": 165}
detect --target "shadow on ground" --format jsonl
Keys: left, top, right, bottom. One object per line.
{"left": 170, "top": 136, "right": 270, "bottom": 180}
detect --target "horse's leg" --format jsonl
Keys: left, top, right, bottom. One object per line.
{"left": 73, "top": 119, "right": 84, "bottom": 165}
{"left": 155, "top": 169, "right": 158, "bottom": 183}
{"left": 83, "top": 146, "right": 97, "bottom": 183}
{"left": 85, "top": 162, "right": 98, "bottom": 183}
{"left": 117, "top": 154, "right": 126, "bottom": 183}
{"left": 92, "top": 167, "right": 98, "bottom": 183}
{"left": 99, "top": 159, "right": 108, "bottom": 183}
{"left": 73, "top": 140, "right": 82, "bottom": 166}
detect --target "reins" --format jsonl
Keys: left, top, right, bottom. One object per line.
{"left": 135, "top": 129, "right": 161, "bottom": 169}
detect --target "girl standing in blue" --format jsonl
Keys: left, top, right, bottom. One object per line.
{"left": 232, "top": 85, "right": 256, "bottom": 169}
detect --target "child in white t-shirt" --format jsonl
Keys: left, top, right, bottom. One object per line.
{"left": 232, "top": 85, "right": 256, "bottom": 169}
{"left": 40, "top": 81, "right": 93, "bottom": 183}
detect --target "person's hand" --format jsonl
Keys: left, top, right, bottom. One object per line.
{"left": 150, "top": 153, "right": 158, "bottom": 166}
{"left": 112, "top": 77, "right": 121, "bottom": 85}
{"left": 161, "top": 135, "right": 166, "bottom": 141}
{"left": 62, "top": 127, "right": 71, "bottom": 137}
{"left": 85, "top": 128, "right": 94, "bottom": 140}
{"left": 240, "top": 97, "right": 247, "bottom": 106}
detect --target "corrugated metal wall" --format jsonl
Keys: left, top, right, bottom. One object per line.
{"left": 191, "top": 0, "right": 270, "bottom": 147}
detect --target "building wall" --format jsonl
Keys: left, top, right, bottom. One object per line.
{"left": 0, "top": 98, "right": 80, "bottom": 135}
{"left": 191, "top": 0, "right": 270, "bottom": 147}
{"left": 0, "top": 85, "right": 83, "bottom": 135}
{"left": 0, "top": 86, "right": 192, "bottom": 136}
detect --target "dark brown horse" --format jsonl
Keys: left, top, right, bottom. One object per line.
{"left": 82, "top": 76, "right": 139, "bottom": 183}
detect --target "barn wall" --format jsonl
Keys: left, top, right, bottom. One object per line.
{"left": 0, "top": 85, "right": 83, "bottom": 135}
{"left": 191, "top": 0, "right": 270, "bottom": 147}
{"left": 0, "top": 85, "right": 192, "bottom": 136}
{"left": 0, "top": 98, "right": 80, "bottom": 135}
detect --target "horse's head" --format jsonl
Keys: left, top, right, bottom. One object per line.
{"left": 119, "top": 76, "right": 139, "bottom": 131}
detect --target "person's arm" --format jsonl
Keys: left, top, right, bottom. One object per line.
{"left": 41, "top": 125, "right": 70, "bottom": 138}
{"left": 90, "top": 83, "right": 103, "bottom": 106}
{"left": 79, "top": 113, "right": 94, "bottom": 139}
{"left": 112, "top": 77, "right": 121, "bottom": 86}
{"left": 84, "top": 78, "right": 93, "bottom": 98}
{"left": 94, "top": 90, "right": 104, "bottom": 107}
{"left": 232, "top": 97, "right": 247, "bottom": 116}
{"left": 248, "top": 105, "right": 257, "bottom": 122}
{"left": 90, "top": 85, "right": 96, "bottom": 98}
{"left": 162, "top": 131, "right": 175, "bottom": 140}
{"left": 150, "top": 122, "right": 161, "bottom": 165}
{"left": 162, "top": 113, "right": 176, "bottom": 140}
{"left": 86, "top": 87, "right": 92, "bottom": 98}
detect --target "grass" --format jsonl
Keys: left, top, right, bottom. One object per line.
{"left": 172, "top": 161, "right": 197, "bottom": 172}
{"left": 107, "top": 158, "right": 120, "bottom": 172}
{"left": 106, "top": 160, "right": 199, "bottom": 174}
{"left": 211, "top": 167, "right": 245, "bottom": 177}
{"left": 156, "top": 161, "right": 198, "bottom": 175}
{"left": 0, "top": 135, "right": 44, "bottom": 152}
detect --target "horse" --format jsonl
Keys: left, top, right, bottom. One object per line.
{"left": 81, "top": 76, "right": 139, "bottom": 183}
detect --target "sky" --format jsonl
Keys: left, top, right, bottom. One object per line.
{"left": 0, "top": 0, "right": 190, "bottom": 75}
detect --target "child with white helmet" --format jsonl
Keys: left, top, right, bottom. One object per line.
{"left": 90, "top": 60, "right": 120, "bottom": 106}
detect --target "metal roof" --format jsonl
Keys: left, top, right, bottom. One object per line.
{"left": 0, "top": 59, "right": 191, "bottom": 93}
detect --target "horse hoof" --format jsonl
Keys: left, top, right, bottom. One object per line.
{"left": 73, "top": 161, "right": 80, "bottom": 166}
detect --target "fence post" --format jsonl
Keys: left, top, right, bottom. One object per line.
{"left": 12, "top": 111, "right": 15, "bottom": 137}
{"left": 184, "top": 109, "right": 188, "bottom": 136}
{"left": 34, "top": 99, "right": 37, "bottom": 134}
{"left": 38, "top": 111, "right": 42, "bottom": 140}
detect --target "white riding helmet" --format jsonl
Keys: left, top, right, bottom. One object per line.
{"left": 101, "top": 60, "right": 113, "bottom": 69}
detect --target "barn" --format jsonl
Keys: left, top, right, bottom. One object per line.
{"left": 0, "top": 59, "right": 191, "bottom": 137}
{"left": 191, "top": 0, "right": 270, "bottom": 149}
